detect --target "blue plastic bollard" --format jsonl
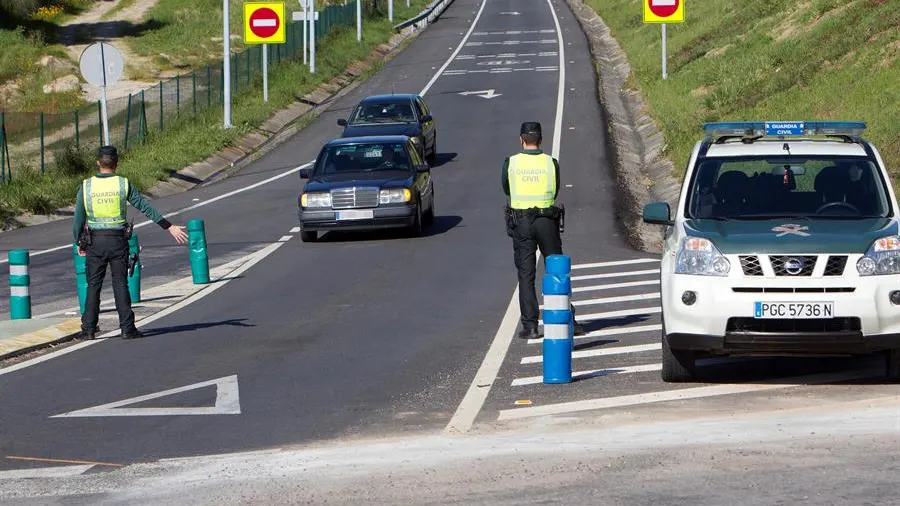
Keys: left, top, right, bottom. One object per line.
{"left": 8, "top": 248, "right": 31, "bottom": 319}
{"left": 73, "top": 243, "right": 87, "bottom": 314}
{"left": 541, "top": 254, "right": 572, "bottom": 384}
{"left": 187, "top": 219, "right": 210, "bottom": 284}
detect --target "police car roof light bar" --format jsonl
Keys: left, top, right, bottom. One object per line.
{"left": 703, "top": 121, "right": 867, "bottom": 140}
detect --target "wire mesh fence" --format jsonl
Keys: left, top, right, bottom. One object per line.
{"left": 0, "top": 0, "right": 366, "bottom": 183}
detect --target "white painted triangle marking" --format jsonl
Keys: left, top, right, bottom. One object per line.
{"left": 50, "top": 375, "right": 241, "bottom": 417}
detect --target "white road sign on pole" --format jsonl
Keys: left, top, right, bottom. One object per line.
{"left": 292, "top": 7, "right": 319, "bottom": 71}
{"left": 79, "top": 42, "right": 124, "bottom": 146}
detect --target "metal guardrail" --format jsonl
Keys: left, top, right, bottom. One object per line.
{"left": 392, "top": 0, "right": 455, "bottom": 31}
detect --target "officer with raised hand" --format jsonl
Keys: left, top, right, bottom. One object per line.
{"left": 502, "top": 122, "right": 584, "bottom": 339}
{"left": 73, "top": 146, "right": 188, "bottom": 340}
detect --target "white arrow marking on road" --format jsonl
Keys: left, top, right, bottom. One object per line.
{"left": 499, "top": 11, "right": 520, "bottom": 15}
{"left": 50, "top": 375, "right": 241, "bottom": 417}
{"left": 458, "top": 89, "right": 502, "bottom": 99}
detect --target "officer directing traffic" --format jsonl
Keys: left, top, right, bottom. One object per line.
{"left": 503, "top": 122, "right": 584, "bottom": 339}
{"left": 73, "top": 146, "right": 188, "bottom": 340}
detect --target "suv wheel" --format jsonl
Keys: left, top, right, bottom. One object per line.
{"left": 661, "top": 322, "right": 697, "bottom": 383}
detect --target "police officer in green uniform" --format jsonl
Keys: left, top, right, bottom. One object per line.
{"left": 73, "top": 146, "right": 188, "bottom": 340}
{"left": 502, "top": 122, "right": 584, "bottom": 339}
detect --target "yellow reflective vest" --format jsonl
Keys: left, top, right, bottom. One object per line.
{"left": 507, "top": 152, "right": 557, "bottom": 209}
{"left": 83, "top": 175, "right": 128, "bottom": 229}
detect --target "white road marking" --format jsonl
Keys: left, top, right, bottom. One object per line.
{"left": 521, "top": 343, "right": 661, "bottom": 364}
{"left": 572, "top": 269, "right": 659, "bottom": 281}
{"left": 542, "top": 306, "right": 661, "bottom": 325}
{"left": 525, "top": 323, "right": 662, "bottom": 344}
{"left": 572, "top": 258, "right": 658, "bottom": 269}
{"left": 51, "top": 375, "right": 240, "bottom": 417}
{"left": 0, "top": 241, "right": 287, "bottom": 375}
{"left": 442, "top": 67, "right": 556, "bottom": 76}
{"left": 278, "top": 235, "right": 292, "bottom": 242}
{"left": 512, "top": 363, "right": 662, "bottom": 386}
{"left": 547, "top": 0, "right": 566, "bottom": 158}
{"left": 289, "top": 227, "right": 302, "bottom": 233}
{"left": 540, "top": 292, "right": 659, "bottom": 308}
{"left": 444, "top": 0, "right": 566, "bottom": 434}
{"left": 0, "top": 162, "right": 314, "bottom": 265}
{"left": 572, "top": 279, "right": 659, "bottom": 293}
{"left": 419, "top": 0, "right": 487, "bottom": 96}
{"left": 498, "top": 369, "right": 877, "bottom": 420}
{"left": 472, "top": 29, "right": 556, "bottom": 35}
{"left": 0, "top": 465, "right": 95, "bottom": 479}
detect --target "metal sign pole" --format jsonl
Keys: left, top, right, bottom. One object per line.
{"left": 223, "top": 0, "right": 232, "bottom": 127}
{"left": 309, "top": 0, "right": 316, "bottom": 73}
{"left": 661, "top": 23, "right": 667, "bottom": 80}
{"left": 389, "top": 0, "right": 393, "bottom": 22}
{"left": 263, "top": 44, "right": 269, "bottom": 102}
{"left": 302, "top": 0, "right": 308, "bottom": 64}
{"left": 356, "top": 0, "right": 361, "bottom": 42}
{"left": 99, "top": 43, "right": 110, "bottom": 145}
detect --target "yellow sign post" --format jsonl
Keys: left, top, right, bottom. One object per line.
{"left": 642, "top": 0, "right": 685, "bottom": 80}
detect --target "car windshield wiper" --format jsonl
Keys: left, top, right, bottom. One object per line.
{"left": 728, "top": 214, "right": 811, "bottom": 220}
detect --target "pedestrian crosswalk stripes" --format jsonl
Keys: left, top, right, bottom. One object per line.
{"left": 570, "top": 269, "right": 659, "bottom": 281}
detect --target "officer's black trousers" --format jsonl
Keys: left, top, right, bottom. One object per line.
{"left": 82, "top": 234, "right": 136, "bottom": 334}
{"left": 511, "top": 214, "right": 576, "bottom": 330}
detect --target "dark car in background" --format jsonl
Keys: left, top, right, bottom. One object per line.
{"left": 297, "top": 135, "right": 435, "bottom": 242}
{"left": 337, "top": 94, "right": 437, "bottom": 162}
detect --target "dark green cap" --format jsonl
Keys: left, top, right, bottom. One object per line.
{"left": 520, "top": 122, "right": 542, "bottom": 136}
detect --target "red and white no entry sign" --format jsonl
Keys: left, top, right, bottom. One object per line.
{"left": 648, "top": 0, "right": 679, "bottom": 18}
{"left": 249, "top": 7, "right": 280, "bottom": 39}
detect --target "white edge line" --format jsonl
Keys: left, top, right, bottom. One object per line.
{"left": 419, "top": 0, "right": 488, "bottom": 96}
{"left": 444, "top": 0, "right": 567, "bottom": 434}
{"left": 498, "top": 369, "right": 876, "bottom": 420}
{"left": 278, "top": 235, "right": 293, "bottom": 242}
{"left": 547, "top": 0, "right": 565, "bottom": 159}
{"left": 0, "top": 162, "right": 314, "bottom": 265}
{"left": 0, "top": 242, "right": 287, "bottom": 376}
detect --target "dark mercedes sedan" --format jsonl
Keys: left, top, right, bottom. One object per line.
{"left": 297, "top": 135, "right": 435, "bottom": 242}
{"left": 336, "top": 94, "right": 437, "bottom": 162}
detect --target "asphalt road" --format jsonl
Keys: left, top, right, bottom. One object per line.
{"left": 0, "top": 0, "right": 641, "bottom": 469}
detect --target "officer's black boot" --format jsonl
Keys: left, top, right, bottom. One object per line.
{"left": 77, "top": 327, "right": 99, "bottom": 340}
{"left": 517, "top": 326, "right": 540, "bottom": 340}
{"left": 121, "top": 327, "right": 144, "bottom": 340}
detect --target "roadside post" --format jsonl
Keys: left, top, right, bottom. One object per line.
{"left": 8, "top": 249, "right": 31, "bottom": 320}
{"left": 188, "top": 219, "right": 210, "bottom": 284}
{"left": 73, "top": 244, "right": 87, "bottom": 314}
{"left": 642, "top": 0, "right": 685, "bottom": 80}
{"left": 244, "top": 2, "right": 287, "bottom": 102}
{"left": 79, "top": 42, "right": 125, "bottom": 144}
{"left": 127, "top": 234, "right": 142, "bottom": 303}
{"left": 541, "top": 254, "right": 573, "bottom": 384}
{"left": 293, "top": 0, "right": 319, "bottom": 72}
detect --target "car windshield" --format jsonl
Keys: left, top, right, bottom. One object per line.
{"left": 686, "top": 155, "right": 892, "bottom": 220}
{"left": 349, "top": 101, "right": 416, "bottom": 124}
{"left": 315, "top": 142, "right": 412, "bottom": 175}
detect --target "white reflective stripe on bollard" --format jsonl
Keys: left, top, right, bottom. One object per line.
{"left": 543, "top": 323, "right": 569, "bottom": 340}
{"left": 10, "top": 286, "right": 29, "bottom": 297}
{"left": 542, "top": 294, "right": 569, "bottom": 310}
{"left": 9, "top": 265, "right": 27, "bottom": 276}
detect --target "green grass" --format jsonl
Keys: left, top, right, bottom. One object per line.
{"left": 0, "top": 1, "right": 429, "bottom": 214}
{"left": 584, "top": 0, "right": 900, "bottom": 182}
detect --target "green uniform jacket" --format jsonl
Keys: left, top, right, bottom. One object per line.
{"left": 73, "top": 172, "right": 172, "bottom": 242}
{"left": 501, "top": 148, "right": 561, "bottom": 201}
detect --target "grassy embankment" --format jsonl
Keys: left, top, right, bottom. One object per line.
{"left": 584, "top": 0, "right": 900, "bottom": 184}
{"left": 0, "top": 0, "right": 428, "bottom": 215}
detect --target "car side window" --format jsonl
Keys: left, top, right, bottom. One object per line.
{"left": 417, "top": 98, "right": 430, "bottom": 117}
{"left": 408, "top": 142, "right": 424, "bottom": 166}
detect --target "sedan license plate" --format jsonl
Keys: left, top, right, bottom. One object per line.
{"left": 335, "top": 210, "right": 374, "bottom": 220}
{"left": 754, "top": 301, "right": 833, "bottom": 319}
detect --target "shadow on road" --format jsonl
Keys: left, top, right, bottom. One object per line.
{"left": 139, "top": 318, "right": 255, "bottom": 338}
{"left": 318, "top": 215, "right": 463, "bottom": 243}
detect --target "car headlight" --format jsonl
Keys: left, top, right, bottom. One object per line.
{"left": 300, "top": 191, "right": 331, "bottom": 208}
{"left": 674, "top": 236, "right": 730, "bottom": 276}
{"left": 379, "top": 188, "right": 411, "bottom": 204}
{"left": 857, "top": 236, "right": 900, "bottom": 275}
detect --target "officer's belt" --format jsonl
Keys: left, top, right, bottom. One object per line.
{"left": 89, "top": 229, "right": 126, "bottom": 236}
{"left": 510, "top": 206, "right": 559, "bottom": 217}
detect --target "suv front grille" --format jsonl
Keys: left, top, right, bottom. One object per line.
{"left": 770, "top": 255, "right": 817, "bottom": 276}
{"left": 726, "top": 317, "right": 861, "bottom": 333}
{"left": 330, "top": 187, "right": 379, "bottom": 209}
{"left": 739, "top": 255, "right": 763, "bottom": 276}
{"left": 823, "top": 255, "right": 848, "bottom": 276}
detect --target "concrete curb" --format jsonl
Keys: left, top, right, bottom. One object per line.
{"left": 0, "top": 318, "right": 82, "bottom": 361}
{"left": 0, "top": 21, "right": 428, "bottom": 229}
{"left": 563, "top": 0, "right": 681, "bottom": 254}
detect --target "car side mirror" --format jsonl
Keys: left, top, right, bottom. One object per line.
{"left": 299, "top": 168, "right": 311, "bottom": 179}
{"left": 642, "top": 201, "right": 673, "bottom": 226}
{"left": 420, "top": 114, "right": 432, "bottom": 123}
{"left": 416, "top": 164, "right": 430, "bottom": 173}
{"left": 337, "top": 118, "right": 347, "bottom": 127}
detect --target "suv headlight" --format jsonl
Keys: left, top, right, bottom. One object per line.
{"left": 674, "top": 236, "right": 730, "bottom": 276}
{"left": 857, "top": 236, "right": 900, "bottom": 275}
{"left": 379, "top": 188, "right": 411, "bottom": 204}
{"left": 300, "top": 191, "right": 331, "bottom": 208}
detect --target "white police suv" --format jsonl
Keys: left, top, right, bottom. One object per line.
{"left": 642, "top": 121, "right": 900, "bottom": 382}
